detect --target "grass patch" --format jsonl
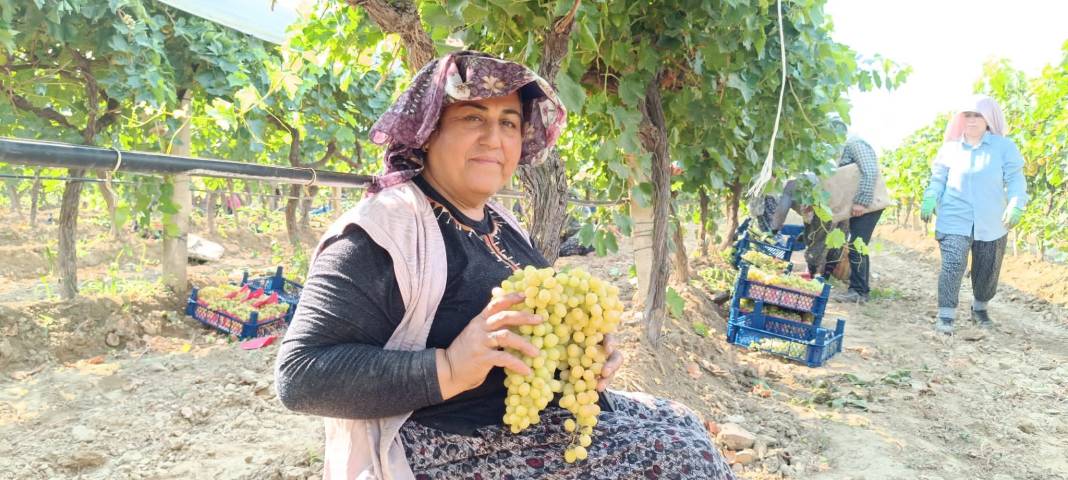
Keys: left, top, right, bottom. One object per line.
{"left": 868, "top": 286, "right": 903, "bottom": 301}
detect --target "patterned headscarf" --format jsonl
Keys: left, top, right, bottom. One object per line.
{"left": 368, "top": 51, "right": 567, "bottom": 192}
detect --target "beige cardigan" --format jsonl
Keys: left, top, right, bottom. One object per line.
{"left": 312, "top": 181, "right": 530, "bottom": 480}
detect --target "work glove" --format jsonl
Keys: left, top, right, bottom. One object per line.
{"left": 919, "top": 195, "right": 937, "bottom": 222}
{"left": 1002, "top": 206, "right": 1024, "bottom": 229}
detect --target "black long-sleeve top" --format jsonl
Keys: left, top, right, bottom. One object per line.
{"left": 274, "top": 176, "right": 549, "bottom": 435}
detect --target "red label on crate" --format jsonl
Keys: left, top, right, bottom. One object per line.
{"left": 749, "top": 284, "right": 816, "bottom": 311}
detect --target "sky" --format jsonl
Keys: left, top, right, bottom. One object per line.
{"left": 825, "top": 0, "right": 1068, "bottom": 152}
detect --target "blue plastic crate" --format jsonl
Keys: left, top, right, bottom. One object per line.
{"left": 241, "top": 266, "right": 303, "bottom": 308}
{"left": 732, "top": 264, "right": 830, "bottom": 316}
{"left": 732, "top": 218, "right": 798, "bottom": 263}
{"left": 778, "top": 224, "right": 805, "bottom": 251}
{"left": 733, "top": 218, "right": 755, "bottom": 240}
{"left": 731, "top": 234, "right": 795, "bottom": 272}
{"left": 730, "top": 301, "right": 824, "bottom": 340}
{"left": 185, "top": 287, "right": 294, "bottom": 339}
{"left": 727, "top": 312, "right": 845, "bottom": 367}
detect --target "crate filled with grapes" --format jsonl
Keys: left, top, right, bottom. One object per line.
{"left": 185, "top": 283, "right": 296, "bottom": 339}
{"left": 778, "top": 224, "right": 806, "bottom": 251}
{"left": 732, "top": 263, "right": 831, "bottom": 316}
{"left": 731, "top": 299, "right": 826, "bottom": 341}
{"left": 492, "top": 266, "right": 624, "bottom": 464}
{"left": 735, "top": 299, "right": 815, "bottom": 324}
{"left": 730, "top": 228, "right": 796, "bottom": 271}
{"left": 738, "top": 249, "right": 792, "bottom": 274}
{"left": 240, "top": 266, "right": 304, "bottom": 307}
{"left": 727, "top": 312, "right": 845, "bottom": 368}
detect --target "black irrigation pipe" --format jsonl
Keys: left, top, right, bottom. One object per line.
{"left": 0, "top": 137, "right": 373, "bottom": 188}
{"left": 0, "top": 137, "right": 627, "bottom": 207}
{"left": 0, "top": 173, "right": 333, "bottom": 202}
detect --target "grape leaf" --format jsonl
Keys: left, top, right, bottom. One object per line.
{"left": 825, "top": 228, "right": 846, "bottom": 249}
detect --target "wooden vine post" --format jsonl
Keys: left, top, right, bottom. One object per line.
{"left": 162, "top": 93, "right": 193, "bottom": 294}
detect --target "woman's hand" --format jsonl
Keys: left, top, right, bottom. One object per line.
{"left": 920, "top": 195, "right": 937, "bottom": 222}
{"left": 437, "top": 293, "right": 542, "bottom": 401}
{"left": 595, "top": 334, "right": 624, "bottom": 392}
{"left": 1003, "top": 206, "right": 1024, "bottom": 229}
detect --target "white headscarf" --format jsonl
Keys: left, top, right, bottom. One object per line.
{"left": 943, "top": 94, "right": 1008, "bottom": 142}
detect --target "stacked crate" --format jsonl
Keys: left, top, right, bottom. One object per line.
{"left": 727, "top": 263, "right": 845, "bottom": 367}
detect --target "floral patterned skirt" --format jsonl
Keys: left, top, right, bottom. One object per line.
{"left": 398, "top": 391, "right": 737, "bottom": 480}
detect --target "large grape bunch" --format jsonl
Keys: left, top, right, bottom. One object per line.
{"left": 491, "top": 266, "right": 623, "bottom": 463}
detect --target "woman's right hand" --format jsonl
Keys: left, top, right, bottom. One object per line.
{"left": 436, "top": 293, "right": 542, "bottom": 400}
{"left": 920, "top": 195, "right": 937, "bottom": 222}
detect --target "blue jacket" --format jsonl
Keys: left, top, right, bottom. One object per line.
{"left": 923, "top": 132, "right": 1028, "bottom": 241}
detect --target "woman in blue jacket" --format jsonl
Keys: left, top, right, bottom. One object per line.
{"left": 920, "top": 95, "right": 1028, "bottom": 334}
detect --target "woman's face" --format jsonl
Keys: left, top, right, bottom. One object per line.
{"left": 963, "top": 111, "right": 988, "bottom": 139}
{"left": 424, "top": 92, "right": 523, "bottom": 200}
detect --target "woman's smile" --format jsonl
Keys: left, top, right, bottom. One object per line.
{"left": 469, "top": 155, "right": 503, "bottom": 167}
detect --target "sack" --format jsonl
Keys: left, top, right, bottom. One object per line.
{"left": 830, "top": 250, "right": 851, "bottom": 282}
{"left": 821, "top": 163, "right": 892, "bottom": 223}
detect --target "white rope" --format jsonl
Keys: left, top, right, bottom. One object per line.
{"left": 746, "top": 0, "right": 787, "bottom": 199}
{"left": 110, "top": 147, "right": 124, "bottom": 175}
{"left": 104, "top": 146, "right": 123, "bottom": 193}
{"left": 300, "top": 167, "right": 318, "bottom": 187}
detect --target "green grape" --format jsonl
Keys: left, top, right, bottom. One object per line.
{"left": 258, "top": 303, "right": 289, "bottom": 320}
{"left": 741, "top": 250, "right": 790, "bottom": 272}
{"left": 493, "top": 266, "right": 623, "bottom": 462}
{"left": 764, "top": 305, "right": 807, "bottom": 323}
{"left": 750, "top": 338, "right": 808, "bottom": 358}
{"left": 197, "top": 285, "right": 241, "bottom": 305}
{"left": 696, "top": 266, "right": 734, "bottom": 292}
{"left": 746, "top": 267, "right": 824, "bottom": 295}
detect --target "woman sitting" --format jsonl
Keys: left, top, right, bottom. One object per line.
{"left": 274, "top": 51, "right": 736, "bottom": 480}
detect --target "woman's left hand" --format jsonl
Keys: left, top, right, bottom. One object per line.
{"left": 596, "top": 334, "right": 624, "bottom": 392}
{"left": 1003, "top": 205, "right": 1024, "bottom": 228}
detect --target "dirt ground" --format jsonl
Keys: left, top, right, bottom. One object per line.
{"left": 1, "top": 210, "right": 1066, "bottom": 479}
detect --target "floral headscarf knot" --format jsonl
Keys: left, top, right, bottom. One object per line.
{"left": 368, "top": 51, "right": 567, "bottom": 192}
